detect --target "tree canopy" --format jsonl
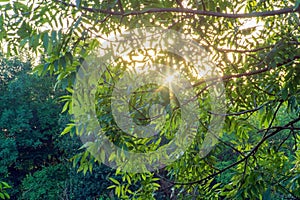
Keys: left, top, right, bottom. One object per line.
{"left": 0, "top": 0, "right": 300, "bottom": 199}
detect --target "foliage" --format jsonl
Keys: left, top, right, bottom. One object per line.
{"left": 20, "top": 161, "right": 114, "bottom": 200}
{"left": 20, "top": 164, "right": 68, "bottom": 200}
{"left": 66, "top": 163, "right": 115, "bottom": 200}
{"left": 0, "top": 55, "right": 65, "bottom": 197}
{"left": 1, "top": 0, "right": 300, "bottom": 199}
{"left": 0, "top": 138, "right": 18, "bottom": 178}
{"left": 0, "top": 56, "right": 117, "bottom": 199}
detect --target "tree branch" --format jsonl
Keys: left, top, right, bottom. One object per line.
{"left": 192, "top": 55, "right": 300, "bottom": 87}
{"left": 170, "top": 116, "right": 300, "bottom": 186}
{"left": 208, "top": 104, "right": 264, "bottom": 116}
{"left": 55, "top": 0, "right": 296, "bottom": 19}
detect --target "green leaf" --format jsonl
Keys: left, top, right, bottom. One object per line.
{"left": 59, "top": 56, "right": 67, "bottom": 69}
{"left": 3, "top": 193, "right": 9, "bottom": 199}
{"left": 43, "top": 33, "right": 49, "bottom": 50}
{"left": 43, "top": 63, "right": 50, "bottom": 73}
{"left": 109, "top": 177, "right": 120, "bottom": 185}
{"left": 281, "top": 88, "right": 288, "bottom": 100}
{"left": 1, "top": 182, "right": 10, "bottom": 189}
{"left": 76, "top": 0, "right": 81, "bottom": 8}
{"left": 73, "top": 16, "right": 82, "bottom": 29}
{"left": 51, "top": 31, "right": 57, "bottom": 43}
{"left": 100, "top": 150, "right": 105, "bottom": 162}
{"left": 61, "top": 123, "right": 74, "bottom": 135}
{"left": 61, "top": 101, "right": 69, "bottom": 113}
{"left": 115, "top": 185, "right": 121, "bottom": 197}
{"left": 89, "top": 163, "right": 93, "bottom": 173}
{"left": 263, "top": 187, "right": 271, "bottom": 200}
{"left": 107, "top": 185, "right": 116, "bottom": 189}
{"left": 53, "top": 60, "right": 59, "bottom": 71}
{"left": 294, "top": 0, "right": 300, "bottom": 10}
{"left": 83, "top": 164, "right": 88, "bottom": 175}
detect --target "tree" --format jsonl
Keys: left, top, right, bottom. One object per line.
{"left": 0, "top": 55, "right": 117, "bottom": 199}
{"left": 1, "top": 0, "right": 299, "bottom": 199}
{"left": 0, "top": 55, "right": 65, "bottom": 198}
